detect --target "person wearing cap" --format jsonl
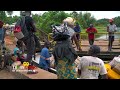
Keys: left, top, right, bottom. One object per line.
{"left": 78, "top": 45, "right": 108, "bottom": 79}
{"left": 107, "top": 19, "right": 117, "bottom": 52}
{"left": 86, "top": 24, "right": 97, "bottom": 46}
{"left": 39, "top": 41, "right": 51, "bottom": 71}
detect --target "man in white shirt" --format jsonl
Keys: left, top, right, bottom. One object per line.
{"left": 78, "top": 45, "right": 108, "bottom": 79}
{"left": 107, "top": 19, "right": 117, "bottom": 52}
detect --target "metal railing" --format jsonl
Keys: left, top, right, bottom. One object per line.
{"left": 48, "top": 32, "right": 120, "bottom": 49}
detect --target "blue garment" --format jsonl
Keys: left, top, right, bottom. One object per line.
{"left": 13, "top": 47, "right": 20, "bottom": 56}
{"left": 74, "top": 25, "right": 81, "bottom": 33}
{"left": 0, "top": 28, "right": 5, "bottom": 41}
{"left": 39, "top": 47, "right": 50, "bottom": 70}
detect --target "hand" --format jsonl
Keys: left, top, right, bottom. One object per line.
{"left": 109, "top": 32, "right": 114, "bottom": 34}
{"left": 89, "top": 32, "right": 94, "bottom": 34}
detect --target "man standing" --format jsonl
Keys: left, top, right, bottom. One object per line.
{"left": 73, "top": 22, "right": 82, "bottom": 51}
{"left": 107, "top": 19, "right": 117, "bottom": 52}
{"left": 20, "top": 11, "right": 37, "bottom": 74}
{"left": 78, "top": 45, "right": 108, "bottom": 79}
{"left": 86, "top": 24, "right": 97, "bottom": 46}
{"left": 0, "top": 20, "right": 6, "bottom": 53}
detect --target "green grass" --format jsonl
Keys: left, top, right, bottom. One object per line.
{"left": 80, "top": 26, "right": 107, "bottom": 39}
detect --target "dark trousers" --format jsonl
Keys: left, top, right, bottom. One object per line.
{"left": 22, "top": 36, "right": 35, "bottom": 65}
{"left": 89, "top": 39, "right": 94, "bottom": 45}
{"left": 108, "top": 36, "right": 114, "bottom": 51}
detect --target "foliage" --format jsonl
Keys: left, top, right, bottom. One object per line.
{"left": 0, "top": 11, "right": 119, "bottom": 34}
{"left": 114, "top": 16, "right": 120, "bottom": 27}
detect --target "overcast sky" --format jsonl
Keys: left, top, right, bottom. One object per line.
{"left": 11, "top": 11, "right": 120, "bottom": 20}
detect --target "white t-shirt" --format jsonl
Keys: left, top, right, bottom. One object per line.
{"left": 78, "top": 56, "right": 107, "bottom": 79}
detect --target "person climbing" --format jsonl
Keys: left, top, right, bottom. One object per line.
{"left": 18, "top": 11, "right": 38, "bottom": 74}
{"left": 107, "top": 19, "right": 117, "bottom": 52}
{"left": 0, "top": 20, "right": 6, "bottom": 55}
{"left": 86, "top": 24, "right": 97, "bottom": 46}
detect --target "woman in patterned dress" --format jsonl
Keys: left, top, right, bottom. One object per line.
{"left": 52, "top": 17, "right": 78, "bottom": 79}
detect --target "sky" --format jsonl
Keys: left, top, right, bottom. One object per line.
{"left": 11, "top": 11, "right": 120, "bottom": 20}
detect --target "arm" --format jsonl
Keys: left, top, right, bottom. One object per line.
{"left": 100, "top": 61, "right": 108, "bottom": 79}
{"left": 86, "top": 28, "right": 89, "bottom": 33}
{"left": 78, "top": 69, "right": 81, "bottom": 76}
{"left": 107, "top": 26, "right": 109, "bottom": 32}
{"left": 29, "top": 17, "right": 37, "bottom": 32}
{"left": 114, "top": 25, "right": 117, "bottom": 32}
{"left": 77, "top": 57, "right": 83, "bottom": 76}
{"left": 45, "top": 49, "right": 50, "bottom": 60}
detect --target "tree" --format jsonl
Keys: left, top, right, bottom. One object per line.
{"left": 6, "top": 11, "right": 13, "bottom": 16}
{"left": 114, "top": 16, "right": 120, "bottom": 27}
{"left": 0, "top": 11, "right": 7, "bottom": 23}
{"left": 71, "top": 11, "right": 78, "bottom": 20}
{"left": 36, "top": 11, "right": 70, "bottom": 33}
{"left": 76, "top": 12, "right": 96, "bottom": 29}
{"left": 96, "top": 18, "right": 109, "bottom": 26}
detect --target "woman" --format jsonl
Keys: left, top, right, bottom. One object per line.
{"left": 52, "top": 17, "right": 78, "bottom": 79}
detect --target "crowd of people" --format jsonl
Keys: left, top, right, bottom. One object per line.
{"left": 0, "top": 11, "right": 119, "bottom": 79}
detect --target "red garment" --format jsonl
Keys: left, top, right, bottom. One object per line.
{"left": 86, "top": 27, "right": 97, "bottom": 39}
{"left": 0, "top": 20, "right": 4, "bottom": 28}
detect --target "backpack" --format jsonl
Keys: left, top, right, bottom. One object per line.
{"left": 52, "top": 23, "right": 72, "bottom": 41}
{"left": 14, "top": 16, "right": 29, "bottom": 40}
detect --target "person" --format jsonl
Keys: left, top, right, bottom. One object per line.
{"left": 13, "top": 45, "right": 20, "bottom": 57}
{"left": 39, "top": 41, "right": 50, "bottom": 71}
{"left": 16, "top": 40, "right": 25, "bottom": 53}
{"left": 72, "top": 22, "right": 82, "bottom": 51}
{"left": 107, "top": 19, "right": 117, "bottom": 52}
{"left": 77, "top": 45, "right": 108, "bottom": 79}
{"left": 0, "top": 20, "right": 6, "bottom": 53}
{"left": 53, "top": 17, "right": 78, "bottom": 79}
{"left": 86, "top": 24, "right": 97, "bottom": 45}
{"left": 13, "top": 44, "right": 25, "bottom": 63}
{"left": 20, "top": 11, "right": 38, "bottom": 74}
